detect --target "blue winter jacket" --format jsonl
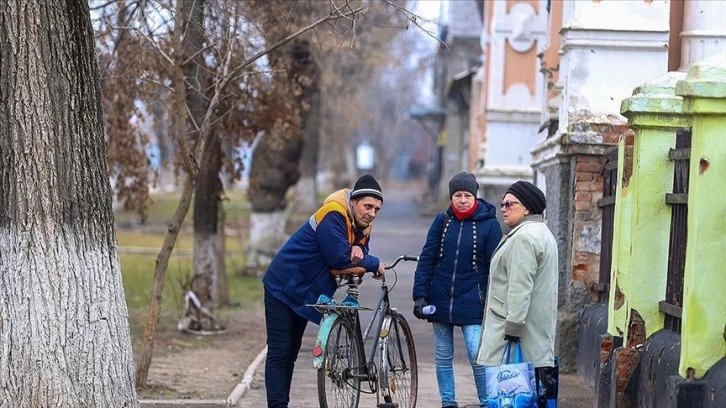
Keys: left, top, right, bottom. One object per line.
{"left": 263, "top": 189, "right": 381, "bottom": 324}
{"left": 412, "top": 198, "right": 502, "bottom": 325}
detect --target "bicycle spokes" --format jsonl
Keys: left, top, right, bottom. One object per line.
{"left": 314, "top": 255, "right": 420, "bottom": 408}
{"left": 379, "top": 314, "right": 417, "bottom": 408}
{"left": 318, "top": 318, "right": 364, "bottom": 408}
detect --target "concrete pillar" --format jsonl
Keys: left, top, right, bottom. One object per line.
{"left": 606, "top": 135, "right": 631, "bottom": 340}
{"left": 675, "top": 52, "right": 726, "bottom": 379}
{"left": 678, "top": 0, "right": 726, "bottom": 72}
{"left": 617, "top": 72, "right": 691, "bottom": 340}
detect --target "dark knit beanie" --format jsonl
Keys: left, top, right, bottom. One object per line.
{"left": 506, "top": 181, "right": 546, "bottom": 215}
{"left": 351, "top": 175, "right": 383, "bottom": 202}
{"left": 449, "top": 172, "right": 478, "bottom": 198}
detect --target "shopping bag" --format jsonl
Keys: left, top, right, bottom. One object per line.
{"left": 535, "top": 356, "right": 559, "bottom": 408}
{"left": 485, "top": 341, "right": 537, "bottom": 408}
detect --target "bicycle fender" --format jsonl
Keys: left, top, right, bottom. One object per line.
{"left": 312, "top": 313, "right": 340, "bottom": 369}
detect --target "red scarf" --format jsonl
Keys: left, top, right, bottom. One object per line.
{"left": 451, "top": 200, "right": 478, "bottom": 220}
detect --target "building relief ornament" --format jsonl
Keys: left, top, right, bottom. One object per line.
{"left": 493, "top": 2, "right": 545, "bottom": 54}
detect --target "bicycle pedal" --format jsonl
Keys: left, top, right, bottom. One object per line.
{"left": 377, "top": 404, "right": 398, "bottom": 408}
{"left": 315, "top": 294, "right": 337, "bottom": 305}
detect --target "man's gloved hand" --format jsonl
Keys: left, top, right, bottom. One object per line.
{"left": 504, "top": 334, "right": 520, "bottom": 343}
{"left": 413, "top": 298, "right": 427, "bottom": 320}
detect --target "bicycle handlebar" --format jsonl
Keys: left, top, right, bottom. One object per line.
{"left": 332, "top": 254, "right": 418, "bottom": 286}
{"left": 384, "top": 254, "right": 419, "bottom": 270}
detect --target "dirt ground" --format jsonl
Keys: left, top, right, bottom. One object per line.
{"left": 136, "top": 306, "right": 267, "bottom": 400}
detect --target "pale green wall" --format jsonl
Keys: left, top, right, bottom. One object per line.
{"left": 608, "top": 137, "right": 631, "bottom": 336}
{"left": 616, "top": 72, "right": 690, "bottom": 339}
{"left": 680, "top": 117, "right": 726, "bottom": 378}
{"left": 676, "top": 52, "right": 726, "bottom": 378}
{"left": 624, "top": 127, "right": 675, "bottom": 337}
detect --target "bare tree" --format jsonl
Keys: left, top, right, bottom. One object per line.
{"left": 0, "top": 1, "right": 137, "bottom": 405}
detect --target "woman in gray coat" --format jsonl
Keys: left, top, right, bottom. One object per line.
{"left": 475, "top": 181, "right": 558, "bottom": 404}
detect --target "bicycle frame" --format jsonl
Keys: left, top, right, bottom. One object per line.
{"left": 312, "top": 277, "right": 391, "bottom": 370}
{"left": 311, "top": 254, "right": 419, "bottom": 408}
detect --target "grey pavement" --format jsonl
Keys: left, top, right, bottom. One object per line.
{"left": 233, "top": 182, "right": 595, "bottom": 408}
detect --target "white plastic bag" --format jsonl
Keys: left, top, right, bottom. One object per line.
{"left": 485, "top": 341, "right": 537, "bottom": 408}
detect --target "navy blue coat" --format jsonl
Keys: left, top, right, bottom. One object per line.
{"left": 412, "top": 199, "right": 502, "bottom": 325}
{"left": 263, "top": 189, "right": 381, "bottom": 324}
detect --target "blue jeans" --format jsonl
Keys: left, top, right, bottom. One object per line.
{"left": 264, "top": 287, "right": 308, "bottom": 408}
{"left": 433, "top": 322, "right": 487, "bottom": 408}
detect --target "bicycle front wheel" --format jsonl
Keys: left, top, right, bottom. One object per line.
{"left": 379, "top": 313, "right": 418, "bottom": 407}
{"left": 317, "top": 317, "right": 365, "bottom": 408}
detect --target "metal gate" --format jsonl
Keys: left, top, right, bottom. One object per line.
{"left": 661, "top": 128, "right": 691, "bottom": 333}
{"left": 596, "top": 148, "right": 619, "bottom": 303}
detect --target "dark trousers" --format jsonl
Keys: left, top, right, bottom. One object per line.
{"left": 264, "top": 287, "right": 308, "bottom": 408}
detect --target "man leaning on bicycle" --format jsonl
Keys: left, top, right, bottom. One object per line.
{"left": 261, "top": 174, "right": 387, "bottom": 408}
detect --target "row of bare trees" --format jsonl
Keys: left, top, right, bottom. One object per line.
{"left": 1, "top": 0, "right": 436, "bottom": 403}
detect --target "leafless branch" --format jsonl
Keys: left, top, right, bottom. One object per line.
{"left": 132, "top": 25, "right": 175, "bottom": 66}
{"left": 381, "top": 0, "right": 446, "bottom": 48}
{"left": 183, "top": 41, "right": 218, "bottom": 66}
{"left": 224, "top": 5, "right": 363, "bottom": 88}
{"left": 89, "top": 0, "right": 121, "bottom": 11}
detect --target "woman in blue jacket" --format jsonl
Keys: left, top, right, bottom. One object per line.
{"left": 413, "top": 172, "right": 503, "bottom": 408}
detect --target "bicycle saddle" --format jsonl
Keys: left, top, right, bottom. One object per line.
{"left": 330, "top": 266, "right": 366, "bottom": 278}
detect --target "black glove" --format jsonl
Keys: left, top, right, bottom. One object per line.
{"left": 413, "top": 298, "right": 427, "bottom": 320}
{"left": 504, "top": 334, "right": 520, "bottom": 343}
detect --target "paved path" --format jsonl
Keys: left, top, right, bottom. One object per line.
{"left": 235, "top": 182, "right": 595, "bottom": 407}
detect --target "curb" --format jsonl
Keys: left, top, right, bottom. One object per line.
{"left": 139, "top": 400, "right": 227, "bottom": 407}
{"left": 226, "top": 345, "right": 268, "bottom": 407}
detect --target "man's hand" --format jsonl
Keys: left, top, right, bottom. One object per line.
{"left": 350, "top": 246, "right": 363, "bottom": 264}
{"left": 372, "top": 262, "right": 385, "bottom": 280}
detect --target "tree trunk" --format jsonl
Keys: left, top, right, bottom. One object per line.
{"left": 245, "top": 133, "right": 302, "bottom": 272}
{"left": 174, "top": 0, "right": 227, "bottom": 333}
{"left": 0, "top": 2, "right": 138, "bottom": 405}
{"left": 189, "top": 134, "right": 224, "bottom": 332}
{"left": 294, "top": 45, "right": 322, "bottom": 213}
{"left": 293, "top": 92, "right": 321, "bottom": 212}
{"left": 246, "top": 40, "right": 316, "bottom": 271}
{"left": 216, "top": 203, "right": 229, "bottom": 307}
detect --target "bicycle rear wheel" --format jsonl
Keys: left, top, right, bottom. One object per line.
{"left": 318, "top": 317, "right": 365, "bottom": 408}
{"left": 379, "top": 313, "right": 418, "bottom": 407}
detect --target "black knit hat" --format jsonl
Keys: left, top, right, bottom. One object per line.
{"left": 449, "top": 172, "right": 478, "bottom": 198}
{"left": 351, "top": 175, "right": 383, "bottom": 202}
{"left": 506, "top": 181, "right": 546, "bottom": 215}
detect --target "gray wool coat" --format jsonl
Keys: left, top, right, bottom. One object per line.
{"left": 475, "top": 215, "right": 558, "bottom": 368}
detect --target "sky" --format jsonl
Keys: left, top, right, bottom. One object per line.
{"left": 413, "top": 0, "right": 447, "bottom": 21}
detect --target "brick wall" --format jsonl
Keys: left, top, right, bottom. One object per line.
{"left": 572, "top": 154, "right": 606, "bottom": 301}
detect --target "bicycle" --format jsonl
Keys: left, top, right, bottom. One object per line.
{"left": 308, "top": 254, "right": 420, "bottom": 408}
